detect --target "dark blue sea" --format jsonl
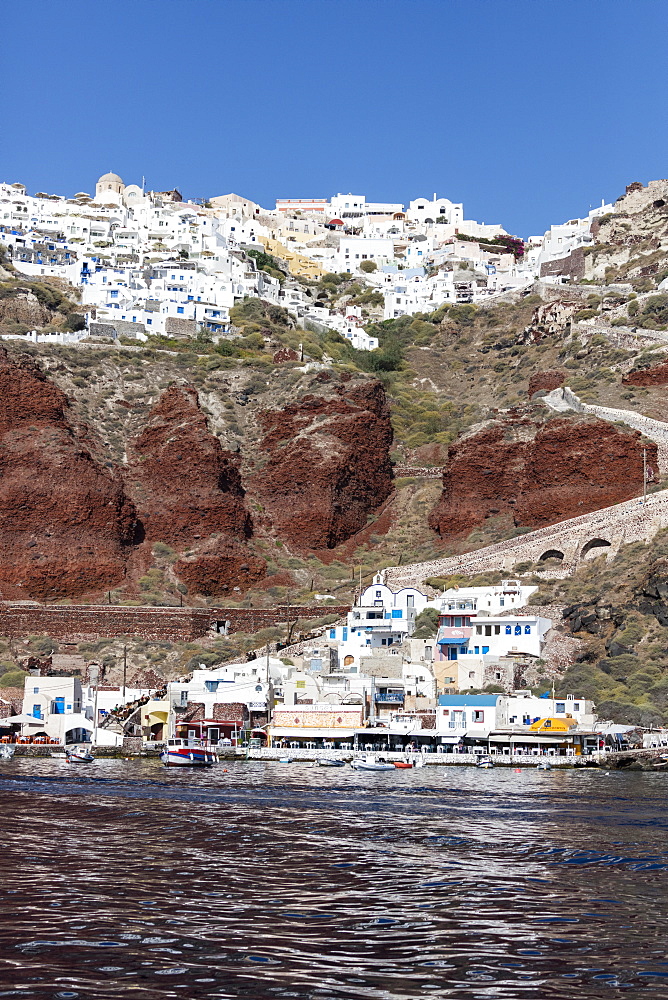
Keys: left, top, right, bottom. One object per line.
{"left": 0, "top": 758, "right": 667, "bottom": 998}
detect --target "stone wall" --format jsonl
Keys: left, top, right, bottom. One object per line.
{"left": 0, "top": 603, "right": 351, "bottom": 642}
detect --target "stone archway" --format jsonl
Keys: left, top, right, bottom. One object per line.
{"left": 581, "top": 537, "right": 612, "bottom": 560}
{"left": 538, "top": 549, "right": 564, "bottom": 562}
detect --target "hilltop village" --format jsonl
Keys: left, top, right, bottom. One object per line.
{"left": 3, "top": 173, "right": 668, "bottom": 762}
{"left": 0, "top": 172, "right": 613, "bottom": 346}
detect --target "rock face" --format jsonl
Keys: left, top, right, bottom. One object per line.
{"left": 128, "top": 385, "right": 265, "bottom": 593}
{"left": 428, "top": 414, "right": 656, "bottom": 540}
{"left": 528, "top": 369, "right": 566, "bottom": 396}
{"left": 248, "top": 376, "right": 394, "bottom": 550}
{"left": 622, "top": 362, "right": 668, "bottom": 387}
{"left": 0, "top": 347, "right": 137, "bottom": 600}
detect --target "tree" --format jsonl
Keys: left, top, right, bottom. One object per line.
{"left": 360, "top": 259, "right": 378, "bottom": 273}
{"left": 413, "top": 607, "right": 439, "bottom": 638}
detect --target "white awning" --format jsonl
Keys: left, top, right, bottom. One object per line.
{"left": 2, "top": 714, "right": 44, "bottom": 726}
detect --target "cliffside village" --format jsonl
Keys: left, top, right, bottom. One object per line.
{"left": 0, "top": 577, "right": 649, "bottom": 762}
{"left": 0, "top": 173, "right": 614, "bottom": 351}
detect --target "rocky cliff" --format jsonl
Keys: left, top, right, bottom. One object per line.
{"left": 428, "top": 413, "right": 656, "bottom": 541}
{"left": 0, "top": 346, "right": 137, "bottom": 600}
{"left": 0, "top": 348, "right": 396, "bottom": 601}
{"left": 247, "top": 374, "right": 394, "bottom": 550}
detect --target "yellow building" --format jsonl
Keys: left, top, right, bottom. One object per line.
{"left": 259, "top": 236, "right": 326, "bottom": 279}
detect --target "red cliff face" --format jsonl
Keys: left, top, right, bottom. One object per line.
{"left": 0, "top": 347, "right": 137, "bottom": 600}
{"left": 428, "top": 415, "right": 656, "bottom": 540}
{"left": 623, "top": 362, "right": 668, "bottom": 387}
{"left": 528, "top": 369, "right": 566, "bottom": 396}
{"left": 127, "top": 385, "right": 265, "bottom": 593}
{"left": 248, "top": 376, "right": 394, "bottom": 550}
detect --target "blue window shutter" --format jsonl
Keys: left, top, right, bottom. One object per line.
{"left": 482, "top": 645, "right": 489, "bottom": 654}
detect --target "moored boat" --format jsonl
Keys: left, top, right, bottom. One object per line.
{"left": 475, "top": 756, "right": 494, "bottom": 769}
{"left": 0, "top": 745, "right": 15, "bottom": 761}
{"left": 317, "top": 758, "right": 346, "bottom": 767}
{"left": 394, "top": 760, "right": 414, "bottom": 769}
{"left": 160, "top": 738, "right": 217, "bottom": 767}
{"left": 66, "top": 745, "right": 95, "bottom": 764}
{"left": 350, "top": 755, "right": 396, "bottom": 772}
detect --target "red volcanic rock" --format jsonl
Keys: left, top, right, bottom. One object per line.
{"left": 428, "top": 415, "right": 656, "bottom": 540}
{"left": 622, "top": 362, "right": 668, "bottom": 387}
{"left": 174, "top": 536, "right": 265, "bottom": 597}
{"left": 248, "top": 378, "right": 394, "bottom": 549}
{"left": 0, "top": 347, "right": 137, "bottom": 600}
{"left": 528, "top": 369, "right": 566, "bottom": 396}
{"left": 273, "top": 348, "right": 299, "bottom": 363}
{"left": 128, "top": 385, "right": 264, "bottom": 590}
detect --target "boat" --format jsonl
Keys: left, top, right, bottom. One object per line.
{"left": 0, "top": 745, "right": 15, "bottom": 761}
{"left": 160, "top": 738, "right": 216, "bottom": 767}
{"left": 475, "top": 756, "right": 494, "bottom": 769}
{"left": 536, "top": 761, "right": 552, "bottom": 771}
{"left": 66, "top": 745, "right": 95, "bottom": 764}
{"left": 394, "top": 760, "right": 414, "bottom": 769}
{"left": 350, "top": 755, "right": 396, "bottom": 772}
{"left": 317, "top": 758, "right": 346, "bottom": 767}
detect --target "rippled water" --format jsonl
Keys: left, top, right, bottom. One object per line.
{"left": 1, "top": 759, "right": 668, "bottom": 998}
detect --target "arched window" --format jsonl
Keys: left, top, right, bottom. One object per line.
{"left": 524, "top": 625, "right": 531, "bottom": 634}
{"left": 514, "top": 625, "right": 522, "bottom": 635}
{"left": 505, "top": 625, "right": 512, "bottom": 635}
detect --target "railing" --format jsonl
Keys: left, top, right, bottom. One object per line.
{"left": 375, "top": 693, "right": 405, "bottom": 703}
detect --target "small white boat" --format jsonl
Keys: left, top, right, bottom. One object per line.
{"left": 475, "top": 757, "right": 494, "bottom": 769}
{"left": 160, "top": 738, "right": 216, "bottom": 767}
{"left": 66, "top": 745, "right": 95, "bottom": 764}
{"left": 350, "top": 755, "right": 396, "bottom": 772}
{"left": 317, "top": 758, "right": 346, "bottom": 767}
{"left": 0, "top": 745, "right": 15, "bottom": 761}
{"left": 536, "top": 761, "right": 552, "bottom": 771}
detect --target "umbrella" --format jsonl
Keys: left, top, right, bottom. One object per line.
{"left": 2, "top": 714, "right": 45, "bottom": 726}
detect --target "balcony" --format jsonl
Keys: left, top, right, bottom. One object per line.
{"left": 375, "top": 692, "right": 405, "bottom": 704}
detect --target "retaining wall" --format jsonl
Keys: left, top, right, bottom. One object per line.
{"left": 385, "top": 488, "right": 668, "bottom": 588}
{"left": 0, "top": 603, "right": 351, "bottom": 643}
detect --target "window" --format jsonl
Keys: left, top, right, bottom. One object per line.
{"left": 33, "top": 687, "right": 39, "bottom": 694}
{"left": 515, "top": 625, "right": 522, "bottom": 635}
{"left": 147, "top": 319, "right": 152, "bottom": 325}
{"left": 473, "top": 710, "right": 484, "bottom": 723}
{"left": 295, "top": 680, "right": 306, "bottom": 689}
{"left": 407, "top": 595, "right": 414, "bottom": 608}
{"left": 32, "top": 705, "right": 42, "bottom": 719}
{"left": 342, "top": 627, "right": 348, "bottom": 640}
{"left": 459, "top": 646, "right": 467, "bottom": 655}
{"left": 474, "top": 646, "right": 479, "bottom": 654}
{"left": 524, "top": 625, "right": 531, "bottom": 634}
{"left": 110, "top": 290, "right": 118, "bottom": 297}
{"left": 505, "top": 625, "right": 512, "bottom": 635}
{"left": 500, "top": 598, "right": 505, "bottom": 607}
{"left": 573, "top": 702, "right": 580, "bottom": 711}
{"left": 476, "top": 625, "right": 482, "bottom": 635}
{"left": 484, "top": 625, "right": 492, "bottom": 636}
{"left": 177, "top": 307, "right": 184, "bottom": 314}
{"left": 482, "top": 645, "right": 489, "bottom": 654}
{"left": 376, "top": 590, "right": 381, "bottom": 598}
{"left": 494, "top": 625, "right": 500, "bottom": 634}
{"left": 555, "top": 702, "right": 565, "bottom": 713}
{"left": 329, "top": 629, "right": 336, "bottom": 639}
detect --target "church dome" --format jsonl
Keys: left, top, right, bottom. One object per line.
{"left": 98, "top": 171, "right": 123, "bottom": 184}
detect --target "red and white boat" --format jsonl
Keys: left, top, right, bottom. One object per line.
{"left": 160, "top": 738, "right": 217, "bottom": 767}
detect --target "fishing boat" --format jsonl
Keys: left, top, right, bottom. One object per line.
{"left": 0, "top": 745, "right": 15, "bottom": 761}
{"left": 66, "top": 745, "right": 95, "bottom": 764}
{"left": 317, "top": 758, "right": 346, "bottom": 767}
{"left": 350, "top": 754, "right": 395, "bottom": 772}
{"left": 160, "top": 738, "right": 216, "bottom": 768}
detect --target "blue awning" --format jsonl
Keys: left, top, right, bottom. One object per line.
{"left": 438, "top": 636, "right": 470, "bottom": 645}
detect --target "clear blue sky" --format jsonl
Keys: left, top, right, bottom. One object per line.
{"left": 4, "top": 0, "right": 667, "bottom": 236}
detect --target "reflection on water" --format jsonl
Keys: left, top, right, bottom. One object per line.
{"left": 0, "top": 758, "right": 667, "bottom": 998}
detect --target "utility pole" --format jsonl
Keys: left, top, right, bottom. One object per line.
{"left": 643, "top": 447, "right": 647, "bottom": 505}
{"left": 122, "top": 644, "right": 127, "bottom": 704}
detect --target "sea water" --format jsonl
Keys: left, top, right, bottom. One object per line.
{"left": 0, "top": 758, "right": 667, "bottom": 998}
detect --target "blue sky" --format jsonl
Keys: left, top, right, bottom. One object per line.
{"left": 3, "top": 0, "right": 667, "bottom": 236}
